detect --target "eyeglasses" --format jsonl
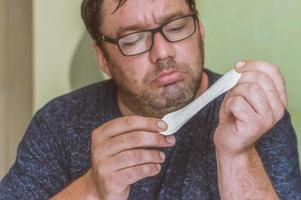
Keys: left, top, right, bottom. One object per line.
{"left": 99, "top": 14, "right": 198, "bottom": 56}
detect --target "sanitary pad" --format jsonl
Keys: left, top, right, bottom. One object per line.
{"left": 160, "top": 69, "right": 242, "bottom": 135}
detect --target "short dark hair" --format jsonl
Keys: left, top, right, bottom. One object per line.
{"left": 81, "top": 0, "right": 197, "bottom": 45}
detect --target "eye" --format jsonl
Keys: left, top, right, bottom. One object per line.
{"left": 164, "top": 19, "right": 187, "bottom": 33}
{"left": 166, "top": 25, "right": 185, "bottom": 33}
{"left": 121, "top": 34, "right": 144, "bottom": 47}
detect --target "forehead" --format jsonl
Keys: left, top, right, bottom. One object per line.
{"left": 100, "top": 0, "right": 191, "bottom": 35}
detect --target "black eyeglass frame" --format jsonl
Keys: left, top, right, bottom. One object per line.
{"left": 98, "top": 14, "right": 198, "bottom": 56}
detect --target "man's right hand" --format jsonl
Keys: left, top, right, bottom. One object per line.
{"left": 86, "top": 115, "right": 176, "bottom": 200}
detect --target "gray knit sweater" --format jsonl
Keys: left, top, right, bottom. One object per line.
{"left": 1, "top": 70, "right": 301, "bottom": 199}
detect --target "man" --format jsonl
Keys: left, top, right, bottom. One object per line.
{"left": 1, "top": 0, "right": 301, "bottom": 199}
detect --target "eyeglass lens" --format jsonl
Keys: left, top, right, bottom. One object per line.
{"left": 118, "top": 15, "right": 196, "bottom": 56}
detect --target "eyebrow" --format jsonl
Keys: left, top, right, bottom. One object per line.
{"left": 116, "top": 11, "right": 189, "bottom": 37}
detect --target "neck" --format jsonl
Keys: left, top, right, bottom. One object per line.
{"left": 194, "top": 70, "right": 209, "bottom": 99}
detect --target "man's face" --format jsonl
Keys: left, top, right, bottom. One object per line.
{"left": 98, "top": 0, "right": 205, "bottom": 117}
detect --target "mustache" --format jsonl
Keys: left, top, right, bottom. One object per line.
{"left": 154, "top": 58, "right": 184, "bottom": 76}
{"left": 156, "top": 58, "right": 177, "bottom": 72}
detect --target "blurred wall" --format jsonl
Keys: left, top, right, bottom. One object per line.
{"left": 33, "top": 0, "right": 91, "bottom": 111}
{"left": 0, "top": 0, "right": 32, "bottom": 178}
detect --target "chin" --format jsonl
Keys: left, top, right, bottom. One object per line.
{"left": 152, "top": 82, "right": 196, "bottom": 112}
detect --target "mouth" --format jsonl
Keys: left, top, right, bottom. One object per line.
{"left": 153, "top": 70, "right": 185, "bottom": 87}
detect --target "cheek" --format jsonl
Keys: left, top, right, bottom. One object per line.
{"left": 125, "top": 58, "right": 151, "bottom": 82}
{"left": 112, "top": 56, "right": 152, "bottom": 87}
{"left": 174, "top": 39, "right": 203, "bottom": 72}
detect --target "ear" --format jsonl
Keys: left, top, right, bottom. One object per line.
{"left": 197, "top": 19, "right": 205, "bottom": 41}
{"left": 94, "top": 44, "right": 113, "bottom": 78}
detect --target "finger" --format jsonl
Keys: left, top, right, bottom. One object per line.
{"left": 227, "top": 83, "right": 273, "bottom": 119}
{"left": 238, "top": 71, "right": 285, "bottom": 120}
{"left": 235, "top": 61, "right": 288, "bottom": 107}
{"left": 223, "top": 96, "right": 254, "bottom": 122}
{"left": 92, "top": 115, "right": 167, "bottom": 139}
{"left": 97, "top": 131, "right": 175, "bottom": 157}
{"left": 115, "top": 163, "right": 161, "bottom": 186}
{"left": 108, "top": 149, "right": 165, "bottom": 171}
{"left": 223, "top": 96, "right": 268, "bottom": 143}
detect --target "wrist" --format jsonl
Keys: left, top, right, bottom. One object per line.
{"left": 84, "top": 170, "right": 101, "bottom": 200}
{"left": 216, "top": 146, "right": 257, "bottom": 167}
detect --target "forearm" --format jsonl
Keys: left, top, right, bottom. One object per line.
{"left": 51, "top": 170, "right": 100, "bottom": 200}
{"left": 216, "top": 147, "right": 279, "bottom": 200}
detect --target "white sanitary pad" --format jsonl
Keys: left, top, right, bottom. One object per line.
{"left": 160, "top": 69, "right": 242, "bottom": 135}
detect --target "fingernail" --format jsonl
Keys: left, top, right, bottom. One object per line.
{"left": 157, "top": 120, "right": 167, "bottom": 130}
{"left": 156, "top": 164, "right": 161, "bottom": 171}
{"left": 160, "top": 152, "right": 165, "bottom": 161}
{"left": 235, "top": 61, "right": 246, "bottom": 70}
{"left": 166, "top": 135, "right": 176, "bottom": 145}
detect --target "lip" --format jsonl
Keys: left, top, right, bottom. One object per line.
{"left": 154, "top": 70, "right": 185, "bottom": 86}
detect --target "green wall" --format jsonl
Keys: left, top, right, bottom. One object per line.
{"left": 196, "top": 1, "right": 301, "bottom": 154}
{"left": 33, "top": 0, "right": 86, "bottom": 111}
{"left": 34, "top": 1, "right": 301, "bottom": 161}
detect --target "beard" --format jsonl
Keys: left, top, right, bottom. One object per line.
{"left": 107, "top": 40, "right": 205, "bottom": 118}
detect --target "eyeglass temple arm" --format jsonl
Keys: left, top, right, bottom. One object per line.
{"left": 100, "top": 35, "right": 118, "bottom": 44}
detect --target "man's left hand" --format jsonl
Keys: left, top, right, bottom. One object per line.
{"left": 214, "top": 61, "right": 288, "bottom": 156}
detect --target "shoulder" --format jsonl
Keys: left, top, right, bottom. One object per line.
{"left": 33, "top": 79, "right": 118, "bottom": 135}
{"left": 37, "top": 80, "right": 116, "bottom": 117}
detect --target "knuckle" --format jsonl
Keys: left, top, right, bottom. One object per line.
{"left": 142, "top": 165, "right": 152, "bottom": 175}
{"left": 267, "top": 87, "right": 277, "bottom": 96}
{"left": 266, "top": 63, "right": 279, "bottom": 75}
{"left": 127, "top": 116, "right": 157, "bottom": 130}
{"left": 91, "top": 129, "right": 99, "bottom": 141}
{"left": 128, "top": 166, "right": 142, "bottom": 179}
{"left": 123, "top": 117, "right": 135, "bottom": 128}
{"left": 154, "top": 135, "right": 165, "bottom": 144}
{"left": 278, "top": 107, "right": 285, "bottom": 119}
{"left": 230, "top": 96, "right": 244, "bottom": 108}
{"left": 130, "top": 150, "right": 143, "bottom": 163}
{"left": 248, "top": 83, "right": 261, "bottom": 94}
{"left": 275, "top": 107, "right": 285, "bottom": 121}
{"left": 112, "top": 136, "right": 125, "bottom": 148}
{"left": 258, "top": 114, "right": 273, "bottom": 130}
{"left": 132, "top": 132, "right": 161, "bottom": 146}
{"left": 140, "top": 166, "right": 149, "bottom": 177}
{"left": 129, "top": 164, "right": 158, "bottom": 179}
{"left": 91, "top": 140, "right": 105, "bottom": 156}
{"left": 142, "top": 164, "right": 157, "bottom": 176}
{"left": 100, "top": 120, "right": 114, "bottom": 135}
{"left": 155, "top": 151, "right": 164, "bottom": 161}
{"left": 266, "top": 115, "right": 274, "bottom": 126}
{"left": 149, "top": 151, "right": 163, "bottom": 162}
{"left": 151, "top": 164, "right": 160, "bottom": 175}
{"left": 92, "top": 125, "right": 108, "bottom": 142}
{"left": 257, "top": 72, "right": 268, "bottom": 82}
{"left": 149, "top": 134, "right": 167, "bottom": 146}
{"left": 147, "top": 118, "right": 158, "bottom": 129}
{"left": 269, "top": 64, "right": 279, "bottom": 73}
{"left": 129, "top": 133, "right": 144, "bottom": 146}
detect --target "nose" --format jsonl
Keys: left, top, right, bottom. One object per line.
{"left": 149, "top": 32, "right": 176, "bottom": 64}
